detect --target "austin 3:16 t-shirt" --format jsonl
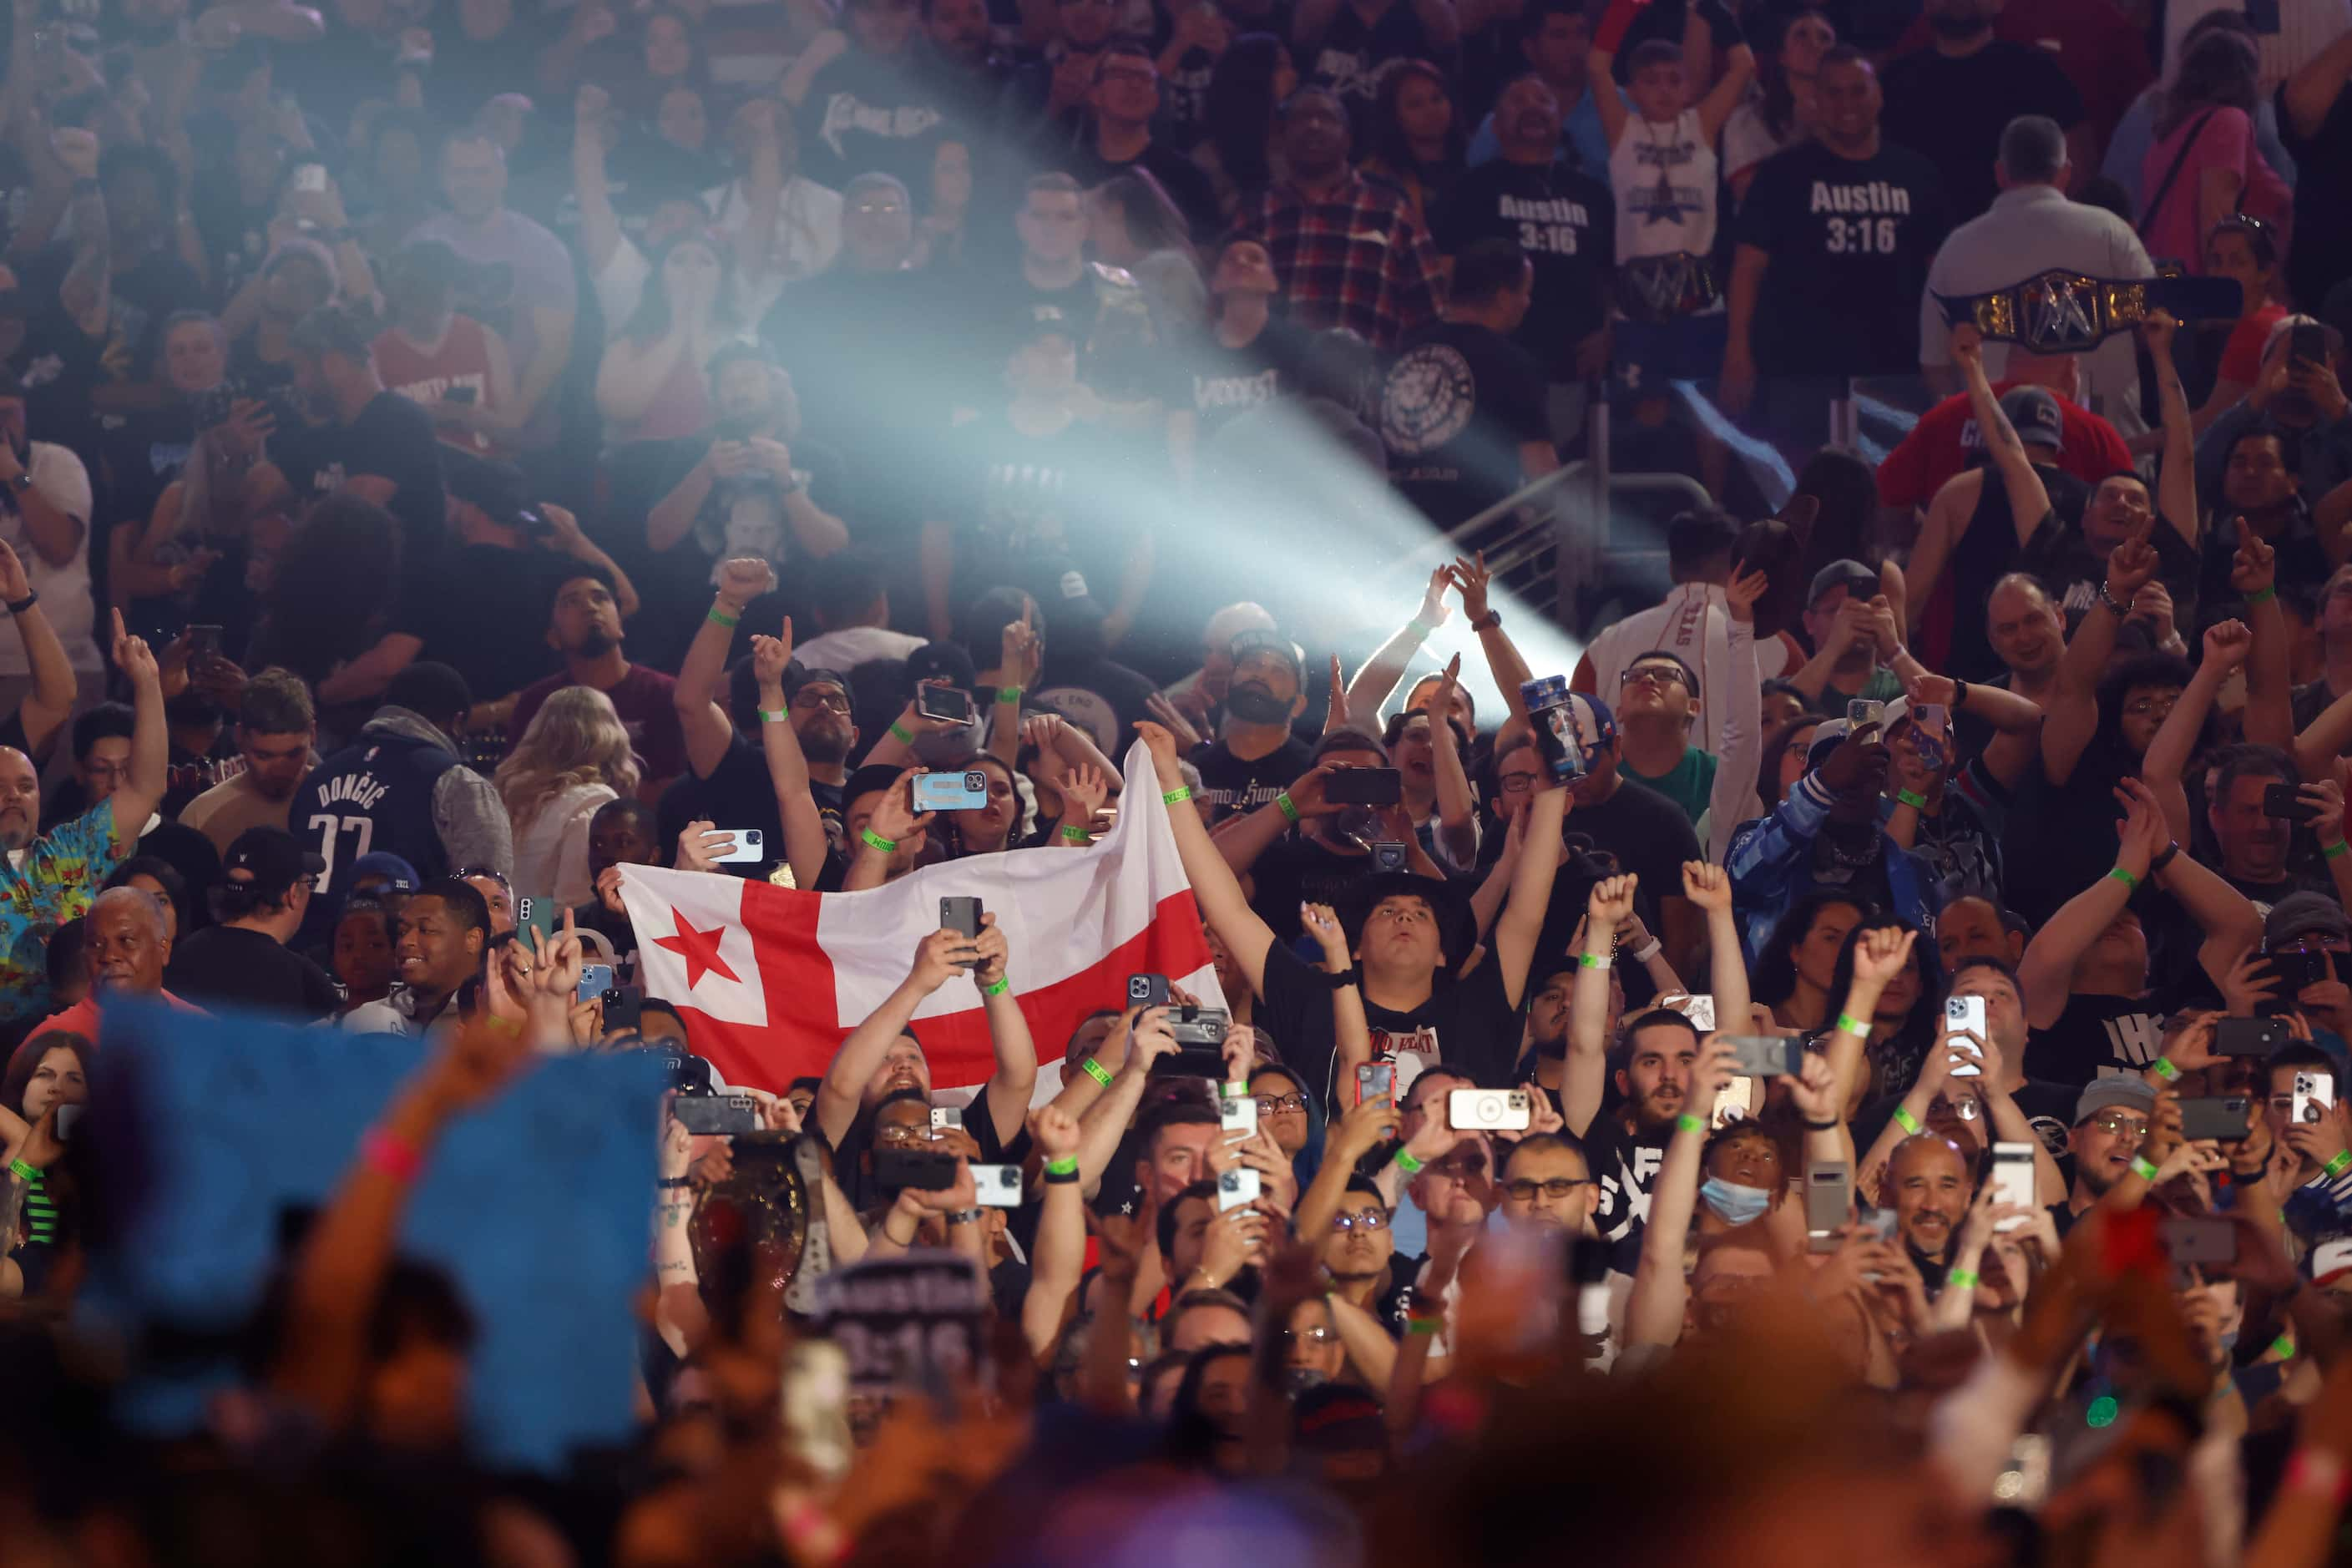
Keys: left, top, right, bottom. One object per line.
{"left": 1733, "top": 139, "right": 1953, "bottom": 377}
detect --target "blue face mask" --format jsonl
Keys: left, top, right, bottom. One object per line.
{"left": 1700, "top": 1177, "right": 1773, "bottom": 1227}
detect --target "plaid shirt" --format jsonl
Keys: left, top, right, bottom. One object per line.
{"left": 1231, "top": 174, "right": 1444, "bottom": 351}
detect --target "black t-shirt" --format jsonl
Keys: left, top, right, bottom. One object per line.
{"left": 165, "top": 925, "right": 344, "bottom": 1019}
{"left": 1055, "top": 139, "right": 1223, "bottom": 240}
{"left": 1189, "top": 320, "right": 1311, "bottom": 440}
{"left": 2026, "top": 990, "right": 2167, "bottom": 1090}
{"left": 1247, "top": 832, "right": 1383, "bottom": 946}
{"left": 1028, "top": 651, "right": 1159, "bottom": 756}
{"left": 273, "top": 392, "right": 450, "bottom": 570}
{"left": 1261, "top": 938, "right": 1525, "bottom": 1114}
{"left": 1733, "top": 138, "right": 1952, "bottom": 377}
{"left": 1304, "top": 0, "right": 1449, "bottom": 115}
{"left": 395, "top": 544, "right": 568, "bottom": 703}
{"left": 2279, "top": 78, "right": 2352, "bottom": 326}
{"left": 2025, "top": 513, "right": 2201, "bottom": 633}
{"left": 2199, "top": 509, "right": 2332, "bottom": 618}
{"left": 1533, "top": 780, "right": 1702, "bottom": 979}
{"left": 933, "top": 408, "right": 1148, "bottom": 614}
{"left": 796, "top": 48, "right": 959, "bottom": 193}
{"left": 1586, "top": 1114, "right": 1673, "bottom": 1242}
{"left": 1942, "top": 463, "right": 2093, "bottom": 681}
{"left": 657, "top": 735, "right": 790, "bottom": 881}
{"left": 1430, "top": 157, "right": 1613, "bottom": 382}
{"left": 1378, "top": 319, "right": 1549, "bottom": 529}
{"left": 1878, "top": 40, "right": 2084, "bottom": 220}
{"left": 1191, "top": 735, "right": 1314, "bottom": 822}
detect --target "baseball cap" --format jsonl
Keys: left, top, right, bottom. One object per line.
{"left": 1229, "top": 628, "right": 1307, "bottom": 685}
{"left": 1807, "top": 559, "right": 1879, "bottom": 608}
{"left": 443, "top": 448, "right": 535, "bottom": 527}
{"left": 2266, "top": 892, "right": 2352, "bottom": 950}
{"left": 2311, "top": 1234, "right": 2352, "bottom": 1286}
{"left": 784, "top": 663, "right": 853, "bottom": 704}
{"left": 349, "top": 850, "right": 420, "bottom": 893}
{"left": 1560, "top": 690, "right": 1616, "bottom": 753}
{"left": 1803, "top": 717, "right": 1853, "bottom": 772}
{"left": 1028, "top": 556, "right": 1105, "bottom": 625}
{"left": 1999, "top": 386, "right": 2066, "bottom": 453}
{"left": 2074, "top": 1075, "right": 2157, "bottom": 1125}
{"left": 222, "top": 825, "right": 327, "bottom": 897}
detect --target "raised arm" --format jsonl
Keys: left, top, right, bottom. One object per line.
{"left": 1303, "top": 902, "right": 1374, "bottom": 1085}
{"left": 2143, "top": 311, "right": 2199, "bottom": 550}
{"left": 1586, "top": 0, "right": 1639, "bottom": 149}
{"left": 1627, "top": 1039, "right": 1735, "bottom": 1348}
{"left": 1901, "top": 475, "right": 1970, "bottom": 620}
{"left": 1565, "top": 875, "right": 1635, "bottom": 1136}
{"left": 1491, "top": 772, "right": 1570, "bottom": 1009}
{"left": 1020, "top": 1106, "right": 1086, "bottom": 1361}
{"left": 105, "top": 613, "right": 168, "bottom": 853}
{"left": 2044, "top": 539, "right": 2157, "bottom": 786}
{"left": 2016, "top": 791, "right": 2163, "bottom": 1029}
{"left": 1137, "top": 721, "right": 1277, "bottom": 994}
{"left": 673, "top": 557, "right": 772, "bottom": 778}
{"left": 2231, "top": 522, "right": 2294, "bottom": 751}
{"left": 1953, "top": 324, "right": 2051, "bottom": 549}
{"left": 749, "top": 617, "right": 835, "bottom": 889}
{"left": 1706, "top": 567, "right": 1769, "bottom": 858}
{"left": 1424, "top": 656, "right": 1479, "bottom": 867}
{"left": 1827, "top": 926, "right": 1915, "bottom": 1115}
{"left": 1682, "top": 862, "right": 1749, "bottom": 1032}
{"left": 2142, "top": 620, "right": 2247, "bottom": 835}
{"left": 1343, "top": 564, "right": 1449, "bottom": 719}
{"left": 1071, "top": 1011, "right": 1175, "bottom": 1196}
{"left": 1450, "top": 552, "right": 1535, "bottom": 732}
{"left": 0, "top": 541, "right": 73, "bottom": 759}
{"left": 1693, "top": 42, "right": 1755, "bottom": 143}
{"left": 971, "top": 918, "right": 1039, "bottom": 1151}
{"left": 813, "top": 929, "right": 974, "bottom": 1148}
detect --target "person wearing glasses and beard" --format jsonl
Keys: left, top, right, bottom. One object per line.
{"left": 505, "top": 565, "right": 686, "bottom": 795}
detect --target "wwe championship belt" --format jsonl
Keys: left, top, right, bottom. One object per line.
{"left": 1618, "top": 251, "right": 1722, "bottom": 324}
{"left": 1935, "top": 268, "right": 2242, "bottom": 352}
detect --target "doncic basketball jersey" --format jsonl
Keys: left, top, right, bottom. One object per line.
{"left": 294, "top": 722, "right": 463, "bottom": 943}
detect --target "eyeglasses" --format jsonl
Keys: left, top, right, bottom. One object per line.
{"left": 1621, "top": 664, "right": 1688, "bottom": 690}
{"left": 2088, "top": 1112, "right": 2148, "bottom": 1141}
{"left": 792, "top": 690, "right": 852, "bottom": 713}
{"left": 1332, "top": 1210, "right": 1388, "bottom": 1232}
{"left": 1502, "top": 1177, "right": 1591, "bottom": 1201}
{"left": 1279, "top": 1324, "right": 1335, "bottom": 1345}
{"left": 850, "top": 199, "right": 905, "bottom": 215}
{"left": 2122, "top": 698, "right": 2177, "bottom": 720}
{"left": 1254, "top": 1093, "right": 1307, "bottom": 1114}
{"left": 452, "top": 866, "right": 512, "bottom": 893}
{"left": 1427, "top": 1156, "right": 1487, "bottom": 1179}
{"left": 1498, "top": 772, "right": 1537, "bottom": 793}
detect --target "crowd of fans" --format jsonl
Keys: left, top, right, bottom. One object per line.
{"left": 12, "top": 0, "right": 2352, "bottom": 1560}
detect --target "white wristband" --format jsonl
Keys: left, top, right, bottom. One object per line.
{"left": 1630, "top": 939, "right": 1662, "bottom": 964}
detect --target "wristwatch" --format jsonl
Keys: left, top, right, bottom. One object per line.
{"left": 2097, "top": 581, "right": 2131, "bottom": 619}
{"left": 945, "top": 1207, "right": 984, "bottom": 1226}
{"left": 1469, "top": 609, "right": 1502, "bottom": 632}
{"left": 6, "top": 471, "right": 32, "bottom": 494}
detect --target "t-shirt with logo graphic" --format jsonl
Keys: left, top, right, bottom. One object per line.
{"left": 1028, "top": 651, "right": 1159, "bottom": 755}
{"left": 1731, "top": 138, "right": 1952, "bottom": 377}
{"left": 1430, "top": 157, "right": 1614, "bottom": 382}
{"left": 1380, "top": 319, "right": 1548, "bottom": 529}
{"left": 1191, "top": 735, "right": 1315, "bottom": 824}
{"left": 1606, "top": 108, "right": 1717, "bottom": 267}
{"left": 2026, "top": 991, "right": 2169, "bottom": 1089}
{"left": 1246, "top": 831, "right": 1383, "bottom": 948}
{"left": 933, "top": 409, "right": 1146, "bottom": 617}
{"left": 1260, "top": 936, "right": 1525, "bottom": 1114}
{"left": 1189, "top": 319, "right": 1311, "bottom": 441}
{"left": 270, "top": 392, "right": 450, "bottom": 584}
{"left": 1586, "top": 1115, "right": 1672, "bottom": 1242}
{"left": 794, "top": 48, "right": 954, "bottom": 195}
{"left": 1305, "top": 0, "right": 1449, "bottom": 116}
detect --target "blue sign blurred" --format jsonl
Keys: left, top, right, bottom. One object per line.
{"left": 82, "top": 1000, "right": 661, "bottom": 1471}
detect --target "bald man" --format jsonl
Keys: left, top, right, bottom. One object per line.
{"left": 25, "top": 884, "right": 208, "bottom": 1043}
{"left": 0, "top": 618, "right": 169, "bottom": 1027}
{"left": 1886, "top": 1134, "right": 1971, "bottom": 1287}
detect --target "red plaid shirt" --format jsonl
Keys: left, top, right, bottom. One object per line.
{"left": 1231, "top": 174, "right": 1445, "bottom": 351}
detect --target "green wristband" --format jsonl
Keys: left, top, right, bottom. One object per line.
{"left": 2107, "top": 866, "right": 2140, "bottom": 889}
{"left": 2248, "top": 584, "right": 2278, "bottom": 604}
{"left": 1162, "top": 786, "right": 1193, "bottom": 806}
{"left": 2328, "top": 1149, "right": 2352, "bottom": 1180}
{"left": 1275, "top": 791, "right": 1300, "bottom": 823}
{"left": 1676, "top": 1112, "right": 1704, "bottom": 1134}
{"left": 1080, "top": 1056, "right": 1113, "bottom": 1088}
{"left": 1060, "top": 825, "right": 1090, "bottom": 843}
{"left": 706, "top": 605, "right": 740, "bottom": 628}
{"left": 2326, "top": 840, "right": 2350, "bottom": 861}
{"left": 2274, "top": 1333, "right": 2297, "bottom": 1360}
{"left": 1044, "top": 1155, "right": 1079, "bottom": 1176}
{"left": 997, "top": 684, "right": 1024, "bottom": 704}
{"left": 2152, "top": 1056, "right": 2182, "bottom": 1081}
{"left": 1405, "top": 1315, "right": 1442, "bottom": 1338}
{"left": 2131, "top": 1155, "right": 2162, "bottom": 1182}
{"left": 1945, "top": 1268, "right": 1980, "bottom": 1291}
{"left": 888, "top": 721, "right": 915, "bottom": 745}
{"left": 858, "top": 827, "right": 898, "bottom": 853}
{"left": 1892, "top": 1105, "right": 1923, "bottom": 1136}
{"left": 1835, "top": 1012, "right": 1867, "bottom": 1036}
{"left": 1894, "top": 788, "right": 1928, "bottom": 810}
{"left": 758, "top": 708, "right": 788, "bottom": 724}
{"left": 1393, "top": 1148, "right": 1426, "bottom": 1176}
{"left": 983, "top": 975, "right": 1011, "bottom": 997}
{"left": 1578, "top": 952, "right": 1608, "bottom": 970}
{"left": 7, "top": 1158, "right": 36, "bottom": 1181}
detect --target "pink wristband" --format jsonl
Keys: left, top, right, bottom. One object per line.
{"left": 2287, "top": 1449, "right": 2352, "bottom": 1507}
{"left": 361, "top": 1127, "right": 425, "bottom": 1183}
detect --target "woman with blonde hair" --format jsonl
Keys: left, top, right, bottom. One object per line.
{"left": 493, "top": 686, "right": 641, "bottom": 906}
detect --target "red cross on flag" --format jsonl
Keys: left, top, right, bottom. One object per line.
{"left": 617, "top": 741, "right": 1223, "bottom": 1095}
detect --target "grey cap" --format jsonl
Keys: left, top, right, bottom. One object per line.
{"left": 1999, "top": 386, "right": 2066, "bottom": 453}
{"left": 2266, "top": 891, "right": 2352, "bottom": 949}
{"left": 2074, "top": 1075, "right": 2157, "bottom": 1125}
{"left": 1807, "top": 559, "right": 1878, "bottom": 607}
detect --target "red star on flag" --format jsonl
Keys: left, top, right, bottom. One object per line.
{"left": 654, "top": 908, "right": 740, "bottom": 989}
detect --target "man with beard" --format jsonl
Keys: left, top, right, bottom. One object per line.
{"left": 1884, "top": 1132, "right": 1971, "bottom": 1288}
{"left": 2057, "top": 1076, "right": 2156, "bottom": 1232}
{"left": 1584, "top": 1007, "right": 1697, "bottom": 1240}
{"left": 506, "top": 569, "right": 687, "bottom": 795}
{"left": 575, "top": 797, "right": 660, "bottom": 970}
{"left": 179, "top": 668, "right": 317, "bottom": 857}
{"left": 0, "top": 619, "right": 168, "bottom": 1027}
{"left": 1158, "top": 603, "right": 1277, "bottom": 741}
{"left": 1879, "top": 0, "right": 2084, "bottom": 222}
{"left": 1190, "top": 630, "right": 1314, "bottom": 822}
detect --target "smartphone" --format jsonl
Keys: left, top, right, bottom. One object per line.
{"left": 2215, "top": 1016, "right": 2289, "bottom": 1056}
{"left": 2294, "top": 1070, "right": 2335, "bottom": 1125}
{"left": 914, "top": 684, "right": 975, "bottom": 725}
{"left": 1356, "top": 1061, "right": 1394, "bottom": 1105}
{"left": 2292, "top": 320, "right": 2326, "bottom": 365}
{"left": 1324, "top": 767, "right": 1403, "bottom": 807}
{"left": 1859, "top": 1205, "right": 1899, "bottom": 1242}
{"left": 1912, "top": 703, "right": 1949, "bottom": 770}
{"left": 1448, "top": 1086, "right": 1532, "bottom": 1131}
{"left": 514, "top": 896, "right": 555, "bottom": 947}
{"left": 1722, "top": 1034, "right": 1802, "bottom": 1078}
{"left": 185, "top": 624, "right": 224, "bottom": 662}
{"left": 1847, "top": 698, "right": 1885, "bottom": 742}
{"left": 1990, "top": 1141, "right": 2036, "bottom": 1231}
{"left": 1127, "top": 973, "right": 1170, "bottom": 1009}
{"left": 713, "top": 828, "right": 765, "bottom": 863}
{"left": 604, "top": 989, "right": 644, "bottom": 1034}
{"left": 2267, "top": 948, "right": 2330, "bottom": 994}
{"left": 1216, "top": 1166, "right": 1261, "bottom": 1211}
{"left": 1220, "top": 1091, "right": 1258, "bottom": 1136}
{"left": 1149, "top": 1046, "right": 1229, "bottom": 1078}
{"left": 2159, "top": 1216, "right": 2235, "bottom": 1268}
{"left": 293, "top": 161, "right": 328, "bottom": 192}
{"left": 1805, "top": 1161, "right": 1852, "bottom": 1250}
{"left": 2263, "top": 782, "right": 2318, "bottom": 824}
{"left": 928, "top": 1105, "right": 963, "bottom": 1131}
{"left": 1661, "top": 992, "right": 1716, "bottom": 1032}
{"left": 2179, "top": 1095, "right": 2253, "bottom": 1142}
{"left": 938, "top": 897, "right": 982, "bottom": 969}
{"left": 674, "top": 1094, "right": 761, "bottom": 1135}
{"left": 1371, "top": 841, "right": 1409, "bottom": 873}
{"left": 1945, "top": 994, "right": 1988, "bottom": 1077}
{"left": 1996, "top": 1434, "right": 2052, "bottom": 1510}
{"left": 576, "top": 962, "right": 613, "bottom": 1004}
{"left": 1711, "top": 1075, "right": 1754, "bottom": 1128}
{"left": 873, "top": 1146, "right": 958, "bottom": 1191}
{"left": 781, "top": 1339, "right": 854, "bottom": 1485}
{"left": 969, "top": 1164, "right": 1023, "bottom": 1206}
{"left": 913, "top": 771, "right": 989, "bottom": 812}
{"left": 53, "top": 1103, "right": 80, "bottom": 1140}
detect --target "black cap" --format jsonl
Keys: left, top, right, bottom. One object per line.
{"left": 222, "top": 825, "right": 328, "bottom": 896}
{"left": 785, "top": 662, "right": 853, "bottom": 702}
{"left": 639, "top": 1044, "right": 716, "bottom": 1096}
{"left": 1229, "top": 628, "right": 1307, "bottom": 684}
{"left": 442, "top": 448, "right": 534, "bottom": 526}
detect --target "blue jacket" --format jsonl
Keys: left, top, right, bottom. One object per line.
{"left": 1726, "top": 769, "right": 1939, "bottom": 960}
